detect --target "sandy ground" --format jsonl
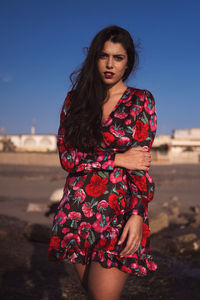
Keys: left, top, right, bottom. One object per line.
{"left": 0, "top": 163, "right": 200, "bottom": 299}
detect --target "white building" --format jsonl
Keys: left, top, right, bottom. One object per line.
{"left": 0, "top": 134, "right": 57, "bottom": 152}
{"left": 1, "top": 128, "right": 200, "bottom": 163}
{"left": 153, "top": 128, "right": 200, "bottom": 163}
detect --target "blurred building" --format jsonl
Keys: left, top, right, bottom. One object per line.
{"left": 153, "top": 128, "right": 200, "bottom": 163}
{"left": 0, "top": 134, "right": 57, "bottom": 152}
{"left": 0, "top": 128, "right": 200, "bottom": 163}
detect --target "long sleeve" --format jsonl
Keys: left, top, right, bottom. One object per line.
{"left": 57, "top": 92, "right": 116, "bottom": 173}
{"left": 125, "top": 89, "right": 157, "bottom": 221}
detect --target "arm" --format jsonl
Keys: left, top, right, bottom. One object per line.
{"left": 125, "top": 89, "right": 157, "bottom": 220}
{"left": 57, "top": 92, "right": 116, "bottom": 173}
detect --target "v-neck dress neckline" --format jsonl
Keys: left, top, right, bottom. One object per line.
{"left": 101, "top": 86, "right": 130, "bottom": 127}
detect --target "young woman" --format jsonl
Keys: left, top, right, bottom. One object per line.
{"left": 48, "top": 25, "right": 157, "bottom": 300}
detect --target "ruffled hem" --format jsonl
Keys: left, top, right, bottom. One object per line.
{"left": 48, "top": 246, "right": 157, "bottom": 277}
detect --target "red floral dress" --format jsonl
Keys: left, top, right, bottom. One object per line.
{"left": 48, "top": 87, "right": 158, "bottom": 276}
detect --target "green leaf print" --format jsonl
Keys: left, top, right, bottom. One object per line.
{"left": 88, "top": 230, "right": 95, "bottom": 245}
{"left": 149, "top": 185, "right": 154, "bottom": 193}
{"left": 141, "top": 112, "right": 148, "bottom": 124}
{"left": 91, "top": 200, "right": 98, "bottom": 208}
{"left": 71, "top": 220, "right": 78, "bottom": 229}
{"left": 91, "top": 198, "right": 98, "bottom": 207}
{"left": 97, "top": 171, "right": 107, "bottom": 178}
{"left": 134, "top": 170, "right": 144, "bottom": 177}
{"left": 104, "top": 190, "right": 110, "bottom": 194}
{"left": 126, "top": 126, "right": 133, "bottom": 134}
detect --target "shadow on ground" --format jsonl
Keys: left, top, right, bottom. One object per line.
{"left": 0, "top": 215, "right": 200, "bottom": 300}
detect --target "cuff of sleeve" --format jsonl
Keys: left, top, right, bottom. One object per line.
{"left": 124, "top": 209, "right": 145, "bottom": 222}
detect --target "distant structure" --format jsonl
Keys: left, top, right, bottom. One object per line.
{"left": 31, "top": 125, "right": 35, "bottom": 135}
{"left": 0, "top": 128, "right": 200, "bottom": 163}
{"left": 153, "top": 128, "right": 200, "bottom": 163}
{"left": 0, "top": 134, "right": 57, "bottom": 152}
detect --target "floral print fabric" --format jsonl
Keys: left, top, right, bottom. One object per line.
{"left": 48, "top": 87, "right": 158, "bottom": 276}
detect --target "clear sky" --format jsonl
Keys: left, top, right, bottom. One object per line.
{"left": 1, "top": 0, "right": 200, "bottom": 136}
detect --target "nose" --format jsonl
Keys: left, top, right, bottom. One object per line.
{"left": 106, "top": 56, "right": 113, "bottom": 69}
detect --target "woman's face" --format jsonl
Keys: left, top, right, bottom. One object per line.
{"left": 97, "top": 40, "right": 128, "bottom": 86}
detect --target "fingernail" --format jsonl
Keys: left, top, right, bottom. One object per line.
{"left": 118, "top": 240, "right": 121, "bottom": 245}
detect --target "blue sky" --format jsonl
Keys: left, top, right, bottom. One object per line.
{"left": 1, "top": 0, "right": 200, "bottom": 136}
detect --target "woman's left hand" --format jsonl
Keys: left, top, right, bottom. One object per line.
{"left": 118, "top": 215, "right": 143, "bottom": 257}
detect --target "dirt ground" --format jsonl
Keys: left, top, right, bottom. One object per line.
{"left": 0, "top": 163, "right": 200, "bottom": 300}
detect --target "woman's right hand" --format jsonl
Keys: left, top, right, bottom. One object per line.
{"left": 114, "top": 147, "right": 151, "bottom": 171}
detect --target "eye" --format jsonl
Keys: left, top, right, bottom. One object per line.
{"left": 114, "top": 55, "right": 124, "bottom": 61}
{"left": 99, "top": 53, "right": 107, "bottom": 59}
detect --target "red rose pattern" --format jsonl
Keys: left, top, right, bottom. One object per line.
{"left": 49, "top": 236, "right": 60, "bottom": 250}
{"left": 48, "top": 87, "right": 157, "bottom": 277}
{"left": 85, "top": 174, "right": 108, "bottom": 197}
{"left": 108, "top": 193, "right": 122, "bottom": 215}
{"left": 141, "top": 223, "right": 150, "bottom": 246}
{"left": 103, "top": 132, "right": 115, "bottom": 145}
{"left": 134, "top": 120, "right": 149, "bottom": 142}
{"left": 131, "top": 175, "right": 147, "bottom": 191}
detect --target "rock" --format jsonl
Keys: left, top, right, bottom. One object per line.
{"left": 169, "top": 215, "right": 189, "bottom": 226}
{"left": 179, "top": 240, "right": 200, "bottom": 254}
{"left": 0, "top": 229, "right": 7, "bottom": 239}
{"left": 171, "top": 195, "right": 179, "bottom": 202}
{"left": 179, "top": 212, "right": 196, "bottom": 225}
{"left": 162, "top": 201, "right": 169, "bottom": 208}
{"left": 177, "top": 233, "right": 198, "bottom": 243}
{"left": 150, "top": 212, "right": 169, "bottom": 234}
{"left": 50, "top": 188, "right": 63, "bottom": 202}
{"left": 193, "top": 241, "right": 200, "bottom": 251}
{"left": 167, "top": 233, "right": 200, "bottom": 255}
{"left": 194, "top": 214, "right": 200, "bottom": 224}
{"left": 190, "top": 205, "right": 200, "bottom": 214}
{"left": 26, "top": 203, "right": 47, "bottom": 212}
{"left": 24, "top": 223, "right": 51, "bottom": 243}
{"left": 166, "top": 202, "right": 180, "bottom": 225}
{"left": 169, "top": 206, "right": 180, "bottom": 217}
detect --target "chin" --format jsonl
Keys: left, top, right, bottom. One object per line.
{"left": 103, "top": 78, "right": 118, "bottom": 85}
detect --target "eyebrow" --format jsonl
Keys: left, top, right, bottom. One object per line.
{"left": 101, "top": 51, "right": 126, "bottom": 57}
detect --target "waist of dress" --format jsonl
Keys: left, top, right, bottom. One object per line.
{"left": 67, "top": 170, "right": 102, "bottom": 177}
{"left": 67, "top": 167, "right": 126, "bottom": 178}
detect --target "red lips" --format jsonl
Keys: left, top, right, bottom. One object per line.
{"left": 104, "top": 72, "right": 114, "bottom": 78}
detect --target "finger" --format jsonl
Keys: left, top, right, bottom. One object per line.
{"left": 144, "top": 153, "right": 151, "bottom": 159}
{"left": 124, "top": 240, "right": 141, "bottom": 256}
{"left": 120, "top": 242, "right": 133, "bottom": 257}
{"left": 141, "top": 165, "right": 149, "bottom": 171}
{"left": 135, "top": 242, "right": 140, "bottom": 252}
{"left": 145, "top": 160, "right": 151, "bottom": 167}
{"left": 120, "top": 236, "right": 135, "bottom": 257}
{"left": 118, "top": 226, "right": 129, "bottom": 246}
{"left": 132, "top": 147, "right": 146, "bottom": 152}
{"left": 133, "top": 240, "right": 141, "bottom": 252}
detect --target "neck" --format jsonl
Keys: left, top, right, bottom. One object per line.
{"left": 106, "top": 81, "right": 127, "bottom": 96}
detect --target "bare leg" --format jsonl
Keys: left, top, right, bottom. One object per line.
{"left": 87, "top": 261, "right": 129, "bottom": 300}
{"left": 73, "top": 263, "right": 90, "bottom": 291}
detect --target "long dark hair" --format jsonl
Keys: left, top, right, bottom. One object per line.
{"left": 62, "top": 25, "right": 139, "bottom": 153}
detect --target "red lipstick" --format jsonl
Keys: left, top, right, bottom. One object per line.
{"left": 104, "top": 72, "right": 114, "bottom": 78}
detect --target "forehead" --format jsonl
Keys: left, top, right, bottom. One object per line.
{"left": 102, "top": 40, "right": 127, "bottom": 54}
